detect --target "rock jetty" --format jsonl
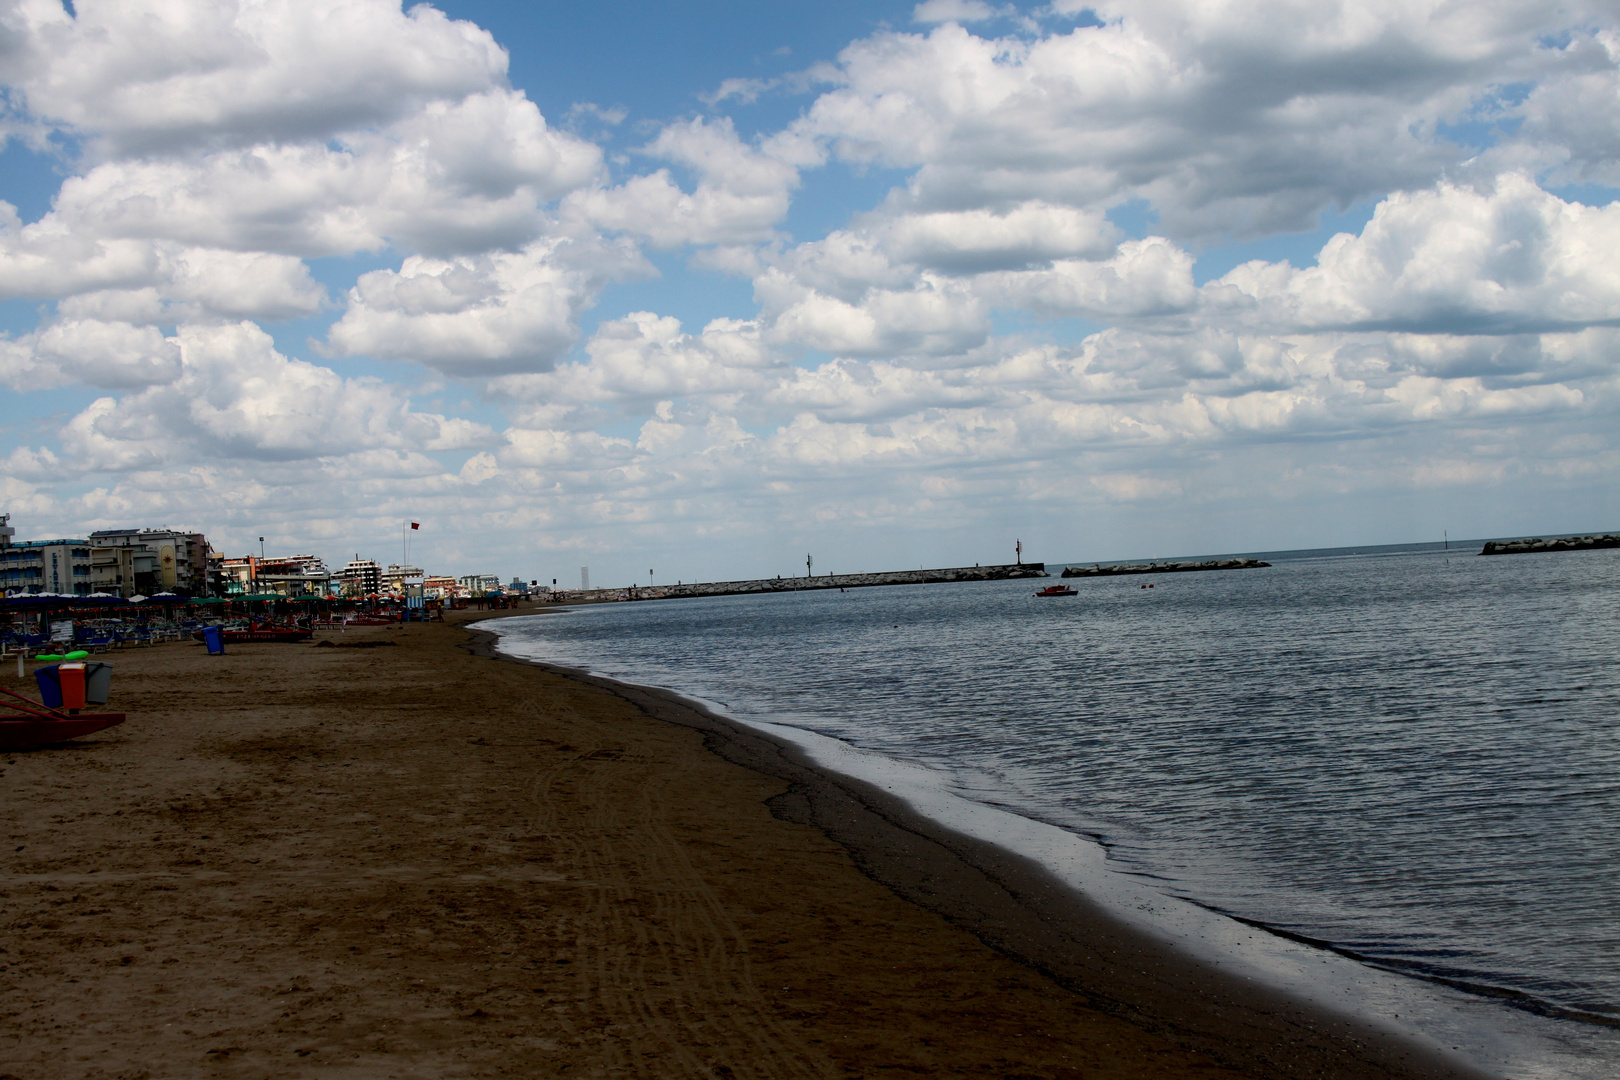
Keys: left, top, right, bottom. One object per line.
{"left": 1480, "top": 534, "right": 1620, "bottom": 555}
{"left": 555, "top": 562, "right": 1047, "bottom": 603}
{"left": 1061, "top": 557, "right": 1270, "bottom": 578}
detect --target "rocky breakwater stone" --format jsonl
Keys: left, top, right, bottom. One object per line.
{"left": 661, "top": 563, "right": 1048, "bottom": 598}
{"left": 549, "top": 563, "right": 1050, "bottom": 604}
{"left": 1479, "top": 534, "right": 1620, "bottom": 555}
{"left": 1060, "top": 557, "right": 1271, "bottom": 578}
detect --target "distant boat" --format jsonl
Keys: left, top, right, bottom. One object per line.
{"left": 1035, "top": 585, "right": 1078, "bottom": 597}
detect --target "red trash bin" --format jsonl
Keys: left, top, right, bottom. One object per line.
{"left": 57, "top": 662, "right": 87, "bottom": 711}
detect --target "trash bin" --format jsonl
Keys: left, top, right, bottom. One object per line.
{"left": 34, "top": 661, "right": 108, "bottom": 711}
{"left": 83, "top": 661, "right": 113, "bottom": 706}
{"left": 201, "top": 625, "right": 225, "bottom": 655}
{"left": 34, "top": 663, "right": 63, "bottom": 709}
{"left": 57, "top": 662, "right": 87, "bottom": 710}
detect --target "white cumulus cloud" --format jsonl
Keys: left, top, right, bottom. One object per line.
{"left": 32, "top": 322, "right": 495, "bottom": 470}
{"left": 792, "top": 4, "right": 1619, "bottom": 239}
{"left": 323, "top": 236, "right": 646, "bottom": 376}
{"left": 1209, "top": 175, "right": 1620, "bottom": 334}
{"left": 2, "top": 0, "right": 510, "bottom": 155}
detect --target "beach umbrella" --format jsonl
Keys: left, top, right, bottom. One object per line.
{"left": 3, "top": 593, "right": 73, "bottom": 606}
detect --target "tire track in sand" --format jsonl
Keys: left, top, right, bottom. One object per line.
{"left": 520, "top": 694, "right": 837, "bottom": 1080}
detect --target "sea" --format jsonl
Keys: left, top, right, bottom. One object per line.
{"left": 490, "top": 541, "right": 1620, "bottom": 1078}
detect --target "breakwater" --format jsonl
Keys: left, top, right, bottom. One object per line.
{"left": 554, "top": 562, "right": 1046, "bottom": 603}
{"left": 1061, "top": 557, "right": 1270, "bottom": 578}
{"left": 1481, "top": 534, "right": 1619, "bottom": 555}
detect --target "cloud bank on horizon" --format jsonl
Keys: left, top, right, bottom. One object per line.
{"left": 2, "top": 0, "right": 1618, "bottom": 580}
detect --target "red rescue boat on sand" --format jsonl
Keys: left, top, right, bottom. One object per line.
{"left": 191, "top": 627, "right": 313, "bottom": 643}
{"left": 1035, "top": 584, "right": 1078, "bottom": 597}
{"left": 0, "top": 684, "right": 124, "bottom": 750}
{"left": 0, "top": 714, "right": 126, "bottom": 750}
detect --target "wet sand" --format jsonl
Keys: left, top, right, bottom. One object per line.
{"left": 0, "top": 611, "right": 1491, "bottom": 1079}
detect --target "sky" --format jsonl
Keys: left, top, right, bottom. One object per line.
{"left": 2, "top": 0, "right": 1619, "bottom": 588}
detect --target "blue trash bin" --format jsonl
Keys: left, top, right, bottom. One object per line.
{"left": 34, "top": 663, "right": 63, "bottom": 708}
{"left": 201, "top": 625, "right": 225, "bottom": 655}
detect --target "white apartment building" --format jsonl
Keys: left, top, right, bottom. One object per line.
{"left": 383, "top": 563, "right": 425, "bottom": 594}
{"left": 458, "top": 573, "right": 502, "bottom": 596}
{"left": 88, "top": 528, "right": 211, "bottom": 595}
{"left": 0, "top": 539, "right": 93, "bottom": 595}
{"left": 335, "top": 558, "right": 383, "bottom": 597}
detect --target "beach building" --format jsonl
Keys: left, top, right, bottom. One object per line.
{"left": 256, "top": 554, "right": 333, "bottom": 596}
{"left": 216, "top": 554, "right": 332, "bottom": 596}
{"left": 335, "top": 558, "right": 383, "bottom": 597}
{"left": 90, "top": 546, "right": 137, "bottom": 596}
{"left": 88, "top": 528, "right": 211, "bottom": 596}
{"left": 384, "top": 563, "right": 425, "bottom": 595}
{"left": 422, "top": 575, "right": 460, "bottom": 600}
{"left": 1, "top": 538, "right": 94, "bottom": 596}
{"left": 458, "top": 573, "right": 501, "bottom": 596}
{"left": 218, "top": 556, "right": 256, "bottom": 594}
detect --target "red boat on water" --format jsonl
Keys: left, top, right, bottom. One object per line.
{"left": 0, "top": 683, "right": 124, "bottom": 750}
{"left": 1035, "top": 584, "right": 1078, "bottom": 597}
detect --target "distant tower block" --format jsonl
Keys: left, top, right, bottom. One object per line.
{"left": 580, "top": 566, "right": 590, "bottom": 591}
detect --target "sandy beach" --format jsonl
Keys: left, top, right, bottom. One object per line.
{"left": 1, "top": 611, "right": 1490, "bottom": 1079}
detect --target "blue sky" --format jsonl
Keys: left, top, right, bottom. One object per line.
{"left": 2, "top": 1, "right": 1619, "bottom": 587}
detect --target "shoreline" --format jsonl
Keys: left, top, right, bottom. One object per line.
{"left": 5, "top": 612, "right": 1275, "bottom": 1078}
{"left": 0, "top": 609, "right": 1553, "bottom": 1077}
{"left": 466, "top": 614, "right": 1501, "bottom": 1080}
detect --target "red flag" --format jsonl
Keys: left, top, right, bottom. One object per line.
{"left": 410, "top": 522, "right": 420, "bottom": 530}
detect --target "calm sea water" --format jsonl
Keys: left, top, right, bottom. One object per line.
{"left": 495, "top": 543, "right": 1620, "bottom": 1059}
